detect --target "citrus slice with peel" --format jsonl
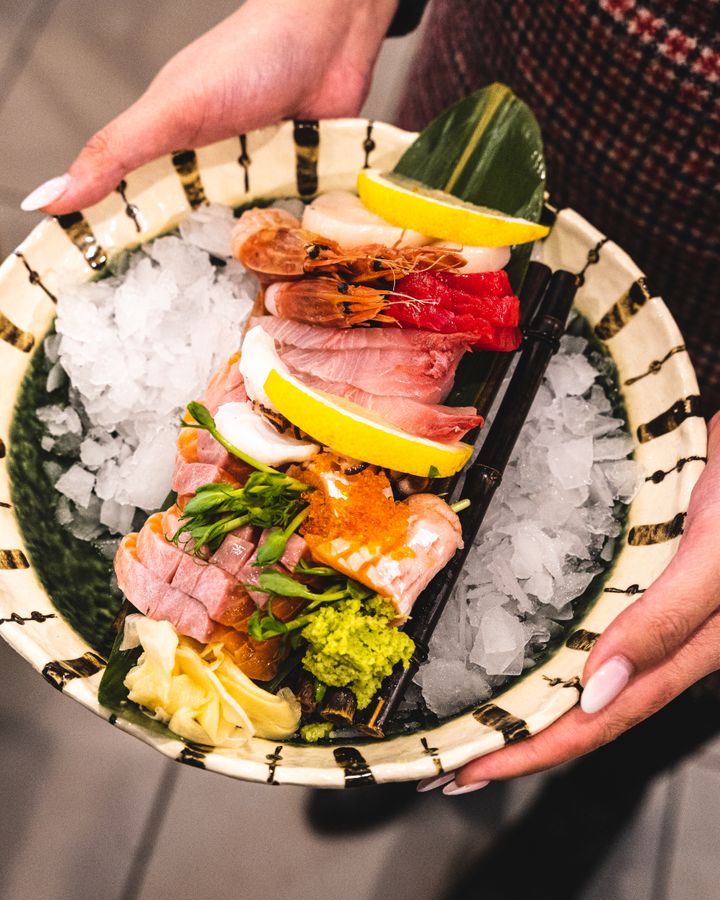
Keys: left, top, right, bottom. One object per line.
{"left": 263, "top": 368, "right": 472, "bottom": 477}
{"left": 357, "top": 168, "right": 549, "bottom": 247}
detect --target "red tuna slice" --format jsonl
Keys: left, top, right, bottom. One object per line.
{"left": 281, "top": 533, "right": 310, "bottom": 571}
{"left": 435, "top": 269, "right": 513, "bottom": 296}
{"left": 209, "top": 531, "right": 258, "bottom": 578}
{"left": 257, "top": 529, "right": 310, "bottom": 572}
{"left": 170, "top": 553, "right": 256, "bottom": 628}
{"left": 253, "top": 315, "right": 473, "bottom": 353}
{"left": 391, "top": 272, "right": 520, "bottom": 328}
{"left": 171, "top": 428, "right": 243, "bottom": 496}
{"left": 136, "top": 512, "right": 184, "bottom": 582}
{"left": 298, "top": 374, "right": 483, "bottom": 442}
{"left": 189, "top": 428, "right": 251, "bottom": 483}
{"left": 282, "top": 342, "right": 465, "bottom": 405}
{"left": 238, "top": 561, "right": 286, "bottom": 608}
{"left": 115, "top": 534, "right": 219, "bottom": 642}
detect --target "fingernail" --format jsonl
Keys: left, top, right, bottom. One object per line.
{"left": 581, "top": 655, "right": 633, "bottom": 714}
{"left": 417, "top": 772, "right": 454, "bottom": 793}
{"left": 20, "top": 174, "right": 71, "bottom": 211}
{"left": 442, "top": 779, "right": 490, "bottom": 796}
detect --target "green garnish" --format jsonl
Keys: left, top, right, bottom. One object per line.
{"left": 247, "top": 571, "right": 374, "bottom": 641}
{"left": 451, "top": 498, "right": 471, "bottom": 513}
{"left": 172, "top": 401, "right": 313, "bottom": 558}
{"left": 314, "top": 681, "right": 327, "bottom": 704}
{"left": 172, "top": 472, "right": 309, "bottom": 557}
{"left": 300, "top": 721, "right": 334, "bottom": 742}
{"left": 428, "top": 465, "right": 440, "bottom": 479}
{"left": 247, "top": 570, "right": 414, "bottom": 710}
{"left": 255, "top": 506, "right": 310, "bottom": 567}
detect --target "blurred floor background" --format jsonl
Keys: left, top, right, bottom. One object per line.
{"left": 2, "top": 2, "right": 720, "bottom": 898}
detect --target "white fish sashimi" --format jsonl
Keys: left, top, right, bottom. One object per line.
{"left": 252, "top": 315, "right": 474, "bottom": 354}
{"left": 281, "top": 344, "right": 464, "bottom": 404}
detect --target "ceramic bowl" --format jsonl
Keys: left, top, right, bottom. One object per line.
{"left": 0, "top": 119, "right": 706, "bottom": 786}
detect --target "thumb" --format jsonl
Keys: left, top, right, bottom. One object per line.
{"left": 22, "top": 98, "right": 190, "bottom": 215}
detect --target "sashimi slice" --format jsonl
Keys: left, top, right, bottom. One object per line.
{"left": 298, "top": 375, "right": 482, "bottom": 441}
{"left": 306, "top": 493, "right": 462, "bottom": 621}
{"left": 209, "top": 528, "right": 258, "bottom": 578}
{"left": 115, "top": 534, "right": 218, "bottom": 642}
{"left": 203, "top": 351, "right": 247, "bottom": 413}
{"left": 170, "top": 553, "right": 256, "bottom": 629}
{"left": 253, "top": 315, "right": 474, "bottom": 353}
{"left": 171, "top": 428, "right": 244, "bottom": 496}
{"left": 281, "top": 344, "right": 464, "bottom": 404}
{"left": 136, "top": 512, "right": 184, "bottom": 583}
{"left": 391, "top": 271, "right": 520, "bottom": 329}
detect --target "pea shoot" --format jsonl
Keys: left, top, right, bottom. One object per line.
{"left": 172, "top": 401, "right": 310, "bottom": 559}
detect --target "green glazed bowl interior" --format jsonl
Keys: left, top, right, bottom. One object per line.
{"left": 0, "top": 119, "right": 706, "bottom": 786}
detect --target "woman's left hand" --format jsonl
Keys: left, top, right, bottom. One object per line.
{"left": 426, "top": 412, "right": 720, "bottom": 795}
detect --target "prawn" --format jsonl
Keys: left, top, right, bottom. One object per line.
{"left": 233, "top": 216, "right": 467, "bottom": 284}
{"left": 264, "top": 277, "right": 396, "bottom": 327}
{"left": 304, "top": 243, "right": 467, "bottom": 284}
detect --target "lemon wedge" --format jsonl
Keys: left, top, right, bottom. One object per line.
{"left": 263, "top": 368, "right": 472, "bottom": 477}
{"left": 357, "top": 168, "right": 549, "bottom": 247}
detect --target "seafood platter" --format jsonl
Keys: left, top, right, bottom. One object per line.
{"left": 0, "top": 87, "right": 705, "bottom": 785}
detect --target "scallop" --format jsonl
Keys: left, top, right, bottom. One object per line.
{"left": 432, "top": 242, "right": 511, "bottom": 273}
{"left": 302, "top": 190, "right": 428, "bottom": 248}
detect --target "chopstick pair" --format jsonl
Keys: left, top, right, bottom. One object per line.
{"left": 356, "top": 266, "right": 578, "bottom": 737}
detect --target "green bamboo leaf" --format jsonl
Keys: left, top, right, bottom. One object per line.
{"left": 393, "top": 83, "right": 545, "bottom": 224}
{"left": 393, "top": 84, "right": 547, "bottom": 408}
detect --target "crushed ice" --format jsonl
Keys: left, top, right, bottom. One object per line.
{"left": 415, "top": 334, "right": 642, "bottom": 716}
{"left": 35, "top": 206, "right": 641, "bottom": 716}
{"left": 37, "top": 204, "right": 255, "bottom": 543}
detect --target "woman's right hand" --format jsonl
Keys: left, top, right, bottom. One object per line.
{"left": 22, "top": 0, "right": 397, "bottom": 215}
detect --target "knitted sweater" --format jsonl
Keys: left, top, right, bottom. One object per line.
{"left": 396, "top": 0, "right": 720, "bottom": 414}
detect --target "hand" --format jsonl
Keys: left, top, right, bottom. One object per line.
{"left": 20, "top": 0, "right": 397, "bottom": 215}
{"left": 423, "top": 412, "right": 720, "bottom": 795}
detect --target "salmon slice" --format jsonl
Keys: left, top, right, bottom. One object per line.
{"left": 307, "top": 493, "right": 462, "bottom": 621}
{"left": 136, "top": 512, "right": 184, "bottom": 582}
{"left": 203, "top": 351, "right": 245, "bottom": 413}
{"left": 115, "top": 534, "right": 219, "bottom": 643}
{"left": 215, "top": 627, "right": 284, "bottom": 682}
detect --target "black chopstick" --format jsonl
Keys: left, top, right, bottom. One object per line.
{"left": 356, "top": 269, "right": 578, "bottom": 737}
{"left": 434, "top": 261, "right": 552, "bottom": 502}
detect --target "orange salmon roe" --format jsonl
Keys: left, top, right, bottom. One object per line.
{"left": 298, "top": 454, "right": 411, "bottom": 557}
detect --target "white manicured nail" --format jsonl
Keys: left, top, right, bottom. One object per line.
{"left": 20, "top": 174, "right": 71, "bottom": 211}
{"left": 443, "top": 779, "right": 490, "bottom": 796}
{"left": 417, "top": 772, "right": 454, "bottom": 792}
{"left": 581, "top": 655, "right": 633, "bottom": 714}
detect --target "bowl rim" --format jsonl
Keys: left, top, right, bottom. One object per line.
{"left": 0, "top": 117, "right": 707, "bottom": 787}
